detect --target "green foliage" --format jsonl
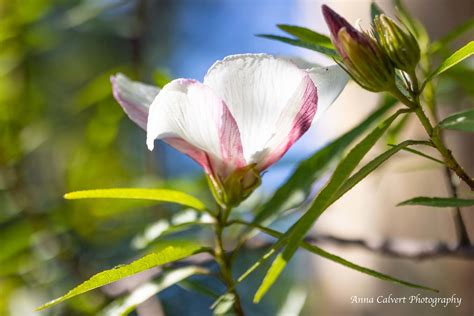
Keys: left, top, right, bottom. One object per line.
{"left": 423, "top": 41, "right": 474, "bottom": 88}
{"left": 257, "top": 24, "right": 337, "bottom": 57}
{"left": 101, "top": 266, "right": 207, "bottom": 316}
{"left": 238, "top": 220, "right": 437, "bottom": 292}
{"left": 398, "top": 197, "right": 474, "bottom": 207}
{"left": 253, "top": 96, "right": 397, "bottom": 227}
{"left": 64, "top": 188, "right": 209, "bottom": 213}
{"left": 36, "top": 241, "right": 206, "bottom": 311}
{"left": 430, "top": 18, "right": 474, "bottom": 53}
{"left": 438, "top": 108, "right": 474, "bottom": 132}
{"left": 253, "top": 109, "right": 408, "bottom": 302}
{"left": 276, "top": 24, "right": 333, "bottom": 48}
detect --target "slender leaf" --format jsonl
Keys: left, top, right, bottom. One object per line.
{"left": 430, "top": 18, "right": 474, "bottom": 54}
{"left": 331, "top": 140, "right": 428, "bottom": 204}
{"left": 438, "top": 108, "right": 474, "bottom": 132}
{"left": 102, "top": 266, "right": 206, "bottom": 316}
{"left": 398, "top": 197, "right": 474, "bottom": 207}
{"left": 257, "top": 34, "right": 337, "bottom": 57}
{"left": 254, "top": 109, "right": 408, "bottom": 302}
{"left": 253, "top": 96, "right": 397, "bottom": 227}
{"left": 423, "top": 41, "right": 474, "bottom": 86}
{"left": 36, "top": 241, "right": 205, "bottom": 311}
{"left": 387, "top": 144, "right": 444, "bottom": 165}
{"left": 233, "top": 220, "right": 437, "bottom": 292}
{"left": 64, "top": 188, "right": 208, "bottom": 212}
{"left": 276, "top": 24, "right": 333, "bottom": 48}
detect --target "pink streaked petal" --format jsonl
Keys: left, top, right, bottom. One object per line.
{"left": 219, "top": 104, "right": 246, "bottom": 170}
{"left": 259, "top": 74, "right": 318, "bottom": 171}
{"left": 146, "top": 78, "right": 245, "bottom": 179}
{"left": 111, "top": 74, "right": 160, "bottom": 130}
{"left": 164, "top": 137, "right": 214, "bottom": 175}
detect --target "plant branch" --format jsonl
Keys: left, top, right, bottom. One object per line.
{"left": 389, "top": 81, "right": 474, "bottom": 190}
{"left": 420, "top": 68, "right": 471, "bottom": 246}
{"left": 213, "top": 207, "right": 245, "bottom": 316}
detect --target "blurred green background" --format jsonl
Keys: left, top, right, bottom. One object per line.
{"left": 1, "top": 0, "right": 473, "bottom": 315}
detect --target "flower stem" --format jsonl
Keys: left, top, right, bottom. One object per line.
{"left": 214, "top": 207, "right": 245, "bottom": 316}
{"left": 389, "top": 87, "right": 474, "bottom": 190}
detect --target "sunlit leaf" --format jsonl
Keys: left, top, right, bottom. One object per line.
{"left": 438, "top": 108, "right": 474, "bottom": 132}
{"left": 254, "top": 109, "right": 409, "bottom": 302}
{"left": 423, "top": 41, "right": 474, "bottom": 86}
{"left": 256, "top": 34, "right": 337, "bottom": 57}
{"left": 36, "top": 240, "right": 206, "bottom": 311}
{"left": 398, "top": 197, "right": 474, "bottom": 207}
{"left": 234, "top": 220, "right": 437, "bottom": 293}
{"left": 64, "top": 188, "right": 208, "bottom": 213}
{"left": 253, "top": 96, "right": 397, "bottom": 227}
{"left": 102, "top": 266, "right": 207, "bottom": 316}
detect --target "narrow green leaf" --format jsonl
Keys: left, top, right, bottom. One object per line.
{"left": 370, "top": 2, "right": 384, "bottom": 21}
{"left": 253, "top": 96, "right": 397, "bottom": 227}
{"left": 102, "top": 266, "right": 206, "bottom": 316}
{"left": 233, "top": 220, "right": 437, "bottom": 293}
{"left": 36, "top": 241, "right": 205, "bottom": 311}
{"left": 438, "top": 108, "right": 474, "bottom": 132}
{"left": 430, "top": 18, "right": 474, "bottom": 54}
{"left": 257, "top": 34, "right": 337, "bottom": 57}
{"left": 276, "top": 24, "right": 333, "bottom": 48}
{"left": 388, "top": 144, "right": 444, "bottom": 165}
{"left": 398, "top": 197, "right": 474, "bottom": 207}
{"left": 64, "top": 188, "right": 208, "bottom": 212}
{"left": 254, "top": 109, "right": 408, "bottom": 302}
{"left": 423, "top": 41, "right": 474, "bottom": 86}
{"left": 332, "top": 140, "right": 428, "bottom": 203}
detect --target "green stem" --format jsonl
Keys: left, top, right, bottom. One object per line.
{"left": 389, "top": 88, "right": 474, "bottom": 190}
{"left": 400, "top": 70, "right": 471, "bottom": 245}
{"left": 214, "top": 207, "right": 245, "bottom": 316}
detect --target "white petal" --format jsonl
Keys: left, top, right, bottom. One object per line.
{"left": 111, "top": 73, "right": 160, "bottom": 130}
{"left": 203, "top": 54, "right": 314, "bottom": 167}
{"left": 307, "top": 64, "right": 349, "bottom": 121}
{"left": 146, "top": 79, "right": 244, "bottom": 175}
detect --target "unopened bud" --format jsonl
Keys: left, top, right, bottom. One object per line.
{"left": 322, "top": 5, "right": 395, "bottom": 92}
{"left": 208, "top": 165, "right": 261, "bottom": 208}
{"left": 374, "top": 14, "right": 420, "bottom": 72}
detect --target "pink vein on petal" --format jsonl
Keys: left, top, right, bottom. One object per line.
{"left": 260, "top": 74, "right": 318, "bottom": 171}
{"left": 164, "top": 137, "right": 214, "bottom": 175}
{"left": 219, "top": 103, "right": 246, "bottom": 170}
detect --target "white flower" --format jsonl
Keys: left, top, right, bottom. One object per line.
{"left": 112, "top": 54, "right": 348, "bottom": 205}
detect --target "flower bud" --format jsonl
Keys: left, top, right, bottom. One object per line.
{"left": 208, "top": 165, "right": 261, "bottom": 208}
{"left": 374, "top": 14, "right": 420, "bottom": 73}
{"left": 322, "top": 5, "right": 395, "bottom": 92}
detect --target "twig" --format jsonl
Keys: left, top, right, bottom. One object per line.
{"left": 306, "top": 234, "right": 474, "bottom": 260}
